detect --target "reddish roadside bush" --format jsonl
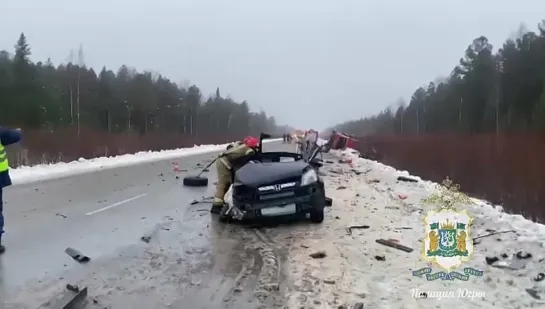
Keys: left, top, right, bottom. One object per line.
{"left": 355, "top": 133, "right": 545, "bottom": 222}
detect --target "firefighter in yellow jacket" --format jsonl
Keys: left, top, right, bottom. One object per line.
{"left": 211, "top": 136, "right": 260, "bottom": 213}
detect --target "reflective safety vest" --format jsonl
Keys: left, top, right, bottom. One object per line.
{"left": 0, "top": 143, "right": 8, "bottom": 172}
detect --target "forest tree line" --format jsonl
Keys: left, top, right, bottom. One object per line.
{"left": 0, "top": 33, "right": 281, "bottom": 138}
{"left": 332, "top": 21, "right": 545, "bottom": 135}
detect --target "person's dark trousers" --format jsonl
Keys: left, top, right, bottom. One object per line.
{"left": 0, "top": 188, "right": 4, "bottom": 254}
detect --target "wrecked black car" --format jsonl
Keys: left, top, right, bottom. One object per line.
{"left": 220, "top": 133, "right": 332, "bottom": 223}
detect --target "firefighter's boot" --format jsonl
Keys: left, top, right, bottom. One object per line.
{"left": 211, "top": 198, "right": 224, "bottom": 214}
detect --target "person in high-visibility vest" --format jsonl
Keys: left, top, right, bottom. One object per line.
{"left": 211, "top": 136, "right": 259, "bottom": 214}
{"left": 0, "top": 127, "right": 22, "bottom": 254}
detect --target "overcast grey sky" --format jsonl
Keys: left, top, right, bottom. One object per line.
{"left": 2, "top": 0, "right": 545, "bottom": 129}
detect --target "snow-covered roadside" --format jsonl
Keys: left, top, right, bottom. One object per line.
{"left": 283, "top": 148, "right": 545, "bottom": 309}
{"left": 9, "top": 138, "right": 282, "bottom": 185}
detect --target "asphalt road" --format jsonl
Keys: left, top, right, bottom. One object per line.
{"left": 1, "top": 141, "right": 300, "bottom": 309}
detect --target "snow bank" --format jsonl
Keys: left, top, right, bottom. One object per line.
{"left": 284, "top": 147, "right": 545, "bottom": 308}
{"left": 10, "top": 138, "right": 281, "bottom": 185}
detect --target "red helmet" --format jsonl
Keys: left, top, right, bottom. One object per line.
{"left": 243, "top": 136, "right": 259, "bottom": 148}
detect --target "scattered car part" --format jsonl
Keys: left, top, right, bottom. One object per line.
{"left": 190, "top": 196, "right": 215, "bottom": 205}
{"left": 526, "top": 288, "right": 542, "bottom": 300}
{"left": 375, "top": 238, "right": 414, "bottom": 253}
{"left": 309, "top": 251, "right": 327, "bottom": 259}
{"left": 346, "top": 225, "right": 370, "bottom": 235}
{"left": 183, "top": 158, "right": 217, "bottom": 187}
{"left": 485, "top": 256, "right": 499, "bottom": 265}
{"left": 66, "top": 284, "right": 79, "bottom": 293}
{"left": 64, "top": 247, "right": 90, "bottom": 263}
{"left": 397, "top": 176, "right": 418, "bottom": 182}
{"left": 516, "top": 251, "right": 532, "bottom": 259}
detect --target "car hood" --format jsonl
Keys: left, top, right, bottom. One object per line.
{"left": 235, "top": 161, "right": 309, "bottom": 187}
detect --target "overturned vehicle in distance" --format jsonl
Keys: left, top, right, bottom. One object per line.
{"left": 221, "top": 133, "right": 332, "bottom": 223}
{"left": 323, "top": 131, "right": 357, "bottom": 153}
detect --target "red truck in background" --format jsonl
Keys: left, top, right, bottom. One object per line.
{"left": 323, "top": 131, "right": 357, "bottom": 152}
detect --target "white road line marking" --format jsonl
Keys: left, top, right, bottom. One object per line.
{"left": 86, "top": 193, "right": 148, "bottom": 216}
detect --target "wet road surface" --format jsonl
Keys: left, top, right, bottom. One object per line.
{"left": 1, "top": 141, "right": 302, "bottom": 309}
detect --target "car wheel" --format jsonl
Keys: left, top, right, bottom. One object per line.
{"left": 309, "top": 188, "right": 326, "bottom": 223}
{"left": 310, "top": 207, "right": 324, "bottom": 223}
{"left": 183, "top": 176, "right": 209, "bottom": 187}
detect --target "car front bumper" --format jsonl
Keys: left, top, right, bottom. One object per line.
{"left": 232, "top": 182, "right": 324, "bottom": 219}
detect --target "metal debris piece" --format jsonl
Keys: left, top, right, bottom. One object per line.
{"left": 485, "top": 256, "right": 499, "bottom": 265}
{"left": 309, "top": 251, "right": 327, "bottom": 259}
{"left": 526, "top": 288, "right": 541, "bottom": 300}
{"left": 190, "top": 196, "right": 215, "bottom": 205}
{"left": 376, "top": 239, "right": 413, "bottom": 253}
{"left": 64, "top": 247, "right": 90, "bottom": 263}
{"left": 516, "top": 251, "right": 532, "bottom": 259}
{"left": 66, "top": 284, "right": 79, "bottom": 293}
{"left": 346, "top": 225, "right": 370, "bottom": 235}
{"left": 397, "top": 176, "right": 418, "bottom": 182}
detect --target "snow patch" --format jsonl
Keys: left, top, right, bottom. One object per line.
{"left": 283, "top": 147, "right": 545, "bottom": 308}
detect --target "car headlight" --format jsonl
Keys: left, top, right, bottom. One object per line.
{"left": 300, "top": 169, "right": 318, "bottom": 186}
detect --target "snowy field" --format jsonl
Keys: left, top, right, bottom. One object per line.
{"left": 8, "top": 138, "right": 282, "bottom": 185}
{"left": 281, "top": 148, "right": 545, "bottom": 308}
